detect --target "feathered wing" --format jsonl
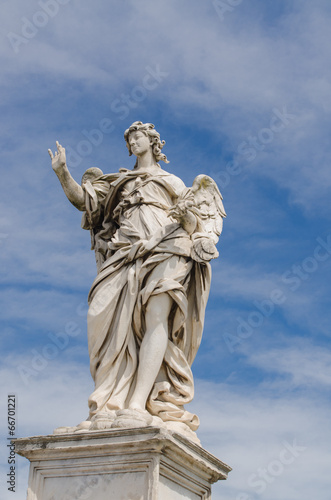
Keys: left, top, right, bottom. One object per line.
{"left": 185, "top": 175, "right": 226, "bottom": 263}
{"left": 191, "top": 174, "right": 226, "bottom": 239}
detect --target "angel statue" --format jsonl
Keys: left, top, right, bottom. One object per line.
{"left": 48, "top": 121, "right": 226, "bottom": 444}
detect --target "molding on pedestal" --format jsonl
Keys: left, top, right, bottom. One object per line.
{"left": 15, "top": 427, "right": 231, "bottom": 499}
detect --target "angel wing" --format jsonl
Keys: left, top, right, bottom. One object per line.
{"left": 171, "top": 174, "right": 226, "bottom": 263}
{"left": 191, "top": 174, "right": 226, "bottom": 242}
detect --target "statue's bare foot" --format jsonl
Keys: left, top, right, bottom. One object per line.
{"left": 89, "top": 410, "right": 117, "bottom": 431}
{"left": 74, "top": 420, "right": 92, "bottom": 433}
{"left": 111, "top": 408, "right": 153, "bottom": 429}
{"left": 53, "top": 419, "right": 92, "bottom": 435}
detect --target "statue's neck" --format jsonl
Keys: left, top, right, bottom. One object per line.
{"left": 135, "top": 150, "right": 158, "bottom": 171}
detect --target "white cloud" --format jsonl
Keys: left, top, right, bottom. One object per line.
{"left": 0, "top": 354, "right": 94, "bottom": 498}
{"left": 1, "top": 0, "right": 331, "bottom": 213}
{"left": 191, "top": 379, "right": 331, "bottom": 500}
{"left": 246, "top": 340, "right": 331, "bottom": 388}
{"left": 1, "top": 355, "right": 330, "bottom": 500}
{"left": 0, "top": 3, "right": 331, "bottom": 499}
{"left": 3, "top": 353, "right": 329, "bottom": 500}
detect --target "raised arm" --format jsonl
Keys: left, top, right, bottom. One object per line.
{"left": 48, "top": 141, "right": 85, "bottom": 211}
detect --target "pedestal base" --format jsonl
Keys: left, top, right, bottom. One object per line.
{"left": 14, "top": 427, "right": 231, "bottom": 499}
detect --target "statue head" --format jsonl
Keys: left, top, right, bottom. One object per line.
{"left": 124, "top": 121, "right": 169, "bottom": 164}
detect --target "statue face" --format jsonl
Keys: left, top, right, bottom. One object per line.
{"left": 128, "top": 131, "right": 152, "bottom": 157}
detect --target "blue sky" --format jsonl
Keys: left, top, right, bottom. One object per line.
{"left": 1, "top": 1, "right": 331, "bottom": 499}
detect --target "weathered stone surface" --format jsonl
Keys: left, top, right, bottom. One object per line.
{"left": 15, "top": 427, "right": 231, "bottom": 499}
{"left": 48, "top": 121, "right": 227, "bottom": 440}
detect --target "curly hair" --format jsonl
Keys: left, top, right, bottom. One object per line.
{"left": 124, "top": 121, "right": 169, "bottom": 165}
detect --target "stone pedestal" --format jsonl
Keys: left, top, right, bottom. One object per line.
{"left": 15, "top": 426, "right": 231, "bottom": 499}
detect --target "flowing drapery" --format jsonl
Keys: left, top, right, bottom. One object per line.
{"left": 82, "top": 168, "right": 211, "bottom": 430}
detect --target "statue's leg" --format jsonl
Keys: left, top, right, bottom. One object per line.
{"left": 128, "top": 292, "right": 172, "bottom": 411}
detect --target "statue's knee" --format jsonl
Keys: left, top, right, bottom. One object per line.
{"left": 146, "top": 294, "right": 171, "bottom": 323}
{"left": 146, "top": 302, "right": 163, "bottom": 323}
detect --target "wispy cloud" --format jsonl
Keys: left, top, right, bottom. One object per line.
{"left": 246, "top": 341, "right": 331, "bottom": 388}
{"left": 192, "top": 378, "right": 331, "bottom": 500}
{"left": 1, "top": 2, "right": 331, "bottom": 499}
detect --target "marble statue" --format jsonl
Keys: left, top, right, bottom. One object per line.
{"left": 48, "top": 121, "right": 226, "bottom": 443}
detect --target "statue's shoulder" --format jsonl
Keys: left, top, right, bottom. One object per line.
{"left": 157, "top": 168, "right": 186, "bottom": 195}
{"left": 82, "top": 168, "right": 120, "bottom": 186}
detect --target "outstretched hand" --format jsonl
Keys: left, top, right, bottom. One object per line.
{"left": 48, "top": 141, "right": 66, "bottom": 173}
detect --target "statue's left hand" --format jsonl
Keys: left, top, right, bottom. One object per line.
{"left": 169, "top": 200, "right": 198, "bottom": 235}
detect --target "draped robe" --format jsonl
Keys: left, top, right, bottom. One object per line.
{"left": 82, "top": 167, "right": 211, "bottom": 431}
